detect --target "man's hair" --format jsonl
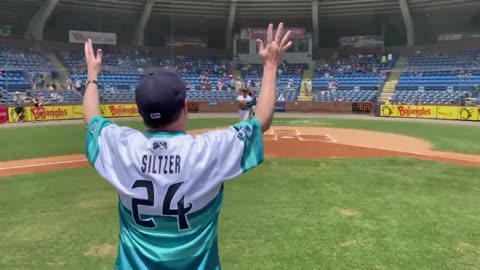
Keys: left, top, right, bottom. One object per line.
{"left": 143, "top": 102, "right": 185, "bottom": 129}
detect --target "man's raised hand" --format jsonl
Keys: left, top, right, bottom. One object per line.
{"left": 84, "top": 39, "right": 102, "bottom": 80}
{"left": 256, "top": 23, "right": 292, "bottom": 68}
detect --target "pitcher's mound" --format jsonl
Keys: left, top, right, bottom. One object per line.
{"left": 192, "top": 126, "right": 480, "bottom": 167}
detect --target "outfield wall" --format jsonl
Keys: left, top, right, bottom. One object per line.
{"left": 2, "top": 102, "right": 479, "bottom": 123}
{"left": 0, "top": 101, "right": 372, "bottom": 123}
{"left": 379, "top": 105, "right": 480, "bottom": 121}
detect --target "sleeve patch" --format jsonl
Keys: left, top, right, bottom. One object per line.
{"left": 85, "top": 116, "right": 113, "bottom": 165}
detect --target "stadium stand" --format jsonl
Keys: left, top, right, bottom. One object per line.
{"left": 57, "top": 51, "right": 238, "bottom": 103}
{"left": 1, "top": 44, "right": 479, "bottom": 106}
{"left": 241, "top": 63, "right": 306, "bottom": 89}
{"left": 0, "top": 47, "right": 54, "bottom": 92}
{"left": 391, "top": 50, "right": 480, "bottom": 105}
{"left": 313, "top": 55, "right": 396, "bottom": 102}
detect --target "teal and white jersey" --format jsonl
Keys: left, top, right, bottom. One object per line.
{"left": 85, "top": 116, "right": 264, "bottom": 270}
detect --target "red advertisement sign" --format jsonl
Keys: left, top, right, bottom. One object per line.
{"left": 0, "top": 107, "right": 7, "bottom": 124}
{"left": 240, "top": 28, "right": 305, "bottom": 40}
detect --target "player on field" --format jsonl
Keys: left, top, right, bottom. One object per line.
{"left": 82, "top": 22, "right": 292, "bottom": 270}
{"left": 236, "top": 88, "right": 252, "bottom": 121}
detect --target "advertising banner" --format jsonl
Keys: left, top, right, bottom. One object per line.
{"left": 101, "top": 104, "right": 139, "bottom": 118}
{"left": 380, "top": 105, "right": 480, "bottom": 121}
{"left": 438, "top": 32, "right": 480, "bottom": 41}
{"left": 30, "top": 106, "right": 73, "bottom": 121}
{"left": 166, "top": 37, "right": 207, "bottom": 48}
{"left": 457, "top": 107, "right": 478, "bottom": 121}
{"left": 339, "top": 35, "right": 384, "bottom": 49}
{"left": 7, "top": 104, "right": 141, "bottom": 123}
{"left": 69, "top": 30, "right": 117, "bottom": 45}
{"left": 436, "top": 106, "right": 458, "bottom": 120}
{"left": 8, "top": 107, "right": 33, "bottom": 123}
{"left": 0, "top": 107, "right": 8, "bottom": 123}
{"left": 379, "top": 105, "right": 400, "bottom": 117}
{"left": 240, "top": 28, "right": 305, "bottom": 40}
{"left": 72, "top": 105, "right": 84, "bottom": 119}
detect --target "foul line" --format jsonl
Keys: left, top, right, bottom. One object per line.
{"left": 325, "top": 134, "right": 337, "bottom": 142}
{"left": 0, "top": 159, "right": 88, "bottom": 171}
{"left": 336, "top": 142, "right": 480, "bottom": 164}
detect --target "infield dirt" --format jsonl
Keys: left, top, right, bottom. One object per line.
{"left": 1, "top": 126, "right": 480, "bottom": 177}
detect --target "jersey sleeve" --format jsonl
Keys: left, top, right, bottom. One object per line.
{"left": 195, "top": 117, "right": 264, "bottom": 181}
{"left": 85, "top": 116, "right": 122, "bottom": 181}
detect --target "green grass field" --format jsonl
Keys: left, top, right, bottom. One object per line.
{"left": 3, "top": 117, "right": 480, "bottom": 161}
{"left": 1, "top": 117, "right": 480, "bottom": 270}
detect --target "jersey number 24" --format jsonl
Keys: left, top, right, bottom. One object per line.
{"left": 131, "top": 180, "right": 192, "bottom": 231}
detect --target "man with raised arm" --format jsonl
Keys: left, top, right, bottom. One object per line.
{"left": 82, "top": 23, "right": 291, "bottom": 270}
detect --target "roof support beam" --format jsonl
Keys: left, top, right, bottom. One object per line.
{"left": 226, "top": 0, "right": 237, "bottom": 50}
{"left": 24, "top": 0, "right": 60, "bottom": 40}
{"left": 399, "top": 0, "right": 415, "bottom": 46}
{"left": 312, "top": 0, "right": 319, "bottom": 50}
{"left": 133, "top": 0, "right": 155, "bottom": 47}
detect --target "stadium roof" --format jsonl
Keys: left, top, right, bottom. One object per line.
{"left": 2, "top": 0, "right": 480, "bottom": 19}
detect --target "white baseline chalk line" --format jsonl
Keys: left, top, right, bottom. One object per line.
{"left": 0, "top": 159, "right": 87, "bottom": 171}
{"left": 325, "top": 134, "right": 337, "bottom": 142}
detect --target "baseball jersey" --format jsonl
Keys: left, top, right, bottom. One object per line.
{"left": 236, "top": 95, "right": 252, "bottom": 111}
{"left": 85, "top": 116, "right": 264, "bottom": 270}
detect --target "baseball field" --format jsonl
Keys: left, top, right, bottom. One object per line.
{"left": 1, "top": 114, "right": 479, "bottom": 270}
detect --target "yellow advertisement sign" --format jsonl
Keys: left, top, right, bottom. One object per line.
{"left": 30, "top": 105, "right": 73, "bottom": 121}
{"left": 101, "top": 104, "right": 139, "bottom": 118}
{"left": 7, "top": 103, "right": 140, "bottom": 122}
{"left": 457, "top": 107, "right": 479, "bottom": 121}
{"left": 380, "top": 105, "right": 479, "bottom": 121}
{"left": 7, "top": 107, "right": 33, "bottom": 123}
{"left": 408, "top": 105, "right": 437, "bottom": 119}
{"left": 380, "top": 105, "right": 399, "bottom": 117}
{"left": 72, "top": 105, "right": 84, "bottom": 119}
{"left": 436, "top": 106, "right": 458, "bottom": 120}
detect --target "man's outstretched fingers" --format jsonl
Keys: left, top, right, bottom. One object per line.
{"left": 96, "top": 49, "right": 103, "bottom": 62}
{"left": 274, "top": 22, "right": 284, "bottom": 44}
{"left": 282, "top": 41, "right": 293, "bottom": 52}
{"left": 280, "top": 30, "right": 292, "bottom": 48}
{"left": 256, "top": 39, "right": 265, "bottom": 51}
{"left": 267, "top": 23, "right": 274, "bottom": 44}
{"left": 84, "top": 42, "right": 89, "bottom": 60}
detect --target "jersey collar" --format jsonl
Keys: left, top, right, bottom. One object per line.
{"left": 144, "top": 131, "right": 186, "bottom": 139}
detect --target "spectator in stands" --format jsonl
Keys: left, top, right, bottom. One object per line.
{"left": 186, "top": 82, "right": 192, "bottom": 91}
{"left": 31, "top": 93, "right": 46, "bottom": 123}
{"left": 66, "top": 77, "right": 72, "bottom": 90}
{"left": 217, "top": 78, "right": 224, "bottom": 91}
{"left": 75, "top": 78, "right": 83, "bottom": 92}
{"left": 287, "top": 79, "right": 294, "bottom": 89}
{"left": 205, "top": 79, "right": 212, "bottom": 90}
{"left": 277, "top": 93, "right": 286, "bottom": 102}
{"left": 381, "top": 70, "right": 388, "bottom": 79}
{"left": 234, "top": 77, "right": 242, "bottom": 93}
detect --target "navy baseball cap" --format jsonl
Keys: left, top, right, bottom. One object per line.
{"left": 135, "top": 68, "right": 187, "bottom": 126}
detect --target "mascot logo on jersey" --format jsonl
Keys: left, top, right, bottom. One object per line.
{"left": 234, "top": 125, "right": 254, "bottom": 141}
{"left": 153, "top": 141, "right": 168, "bottom": 150}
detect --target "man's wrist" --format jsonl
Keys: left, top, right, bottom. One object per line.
{"left": 87, "top": 73, "right": 99, "bottom": 81}
{"left": 263, "top": 64, "right": 277, "bottom": 72}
